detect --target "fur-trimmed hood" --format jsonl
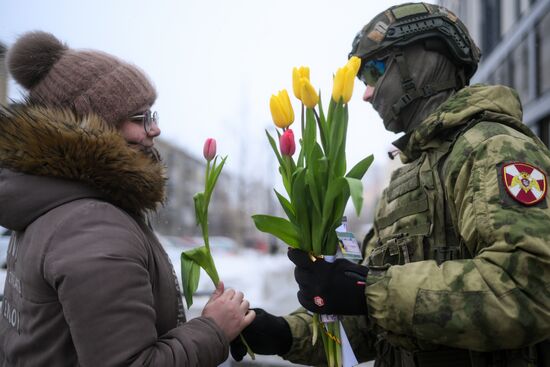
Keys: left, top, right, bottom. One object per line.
{"left": 0, "top": 104, "right": 166, "bottom": 230}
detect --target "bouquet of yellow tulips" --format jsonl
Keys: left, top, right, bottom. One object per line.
{"left": 253, "top": 57, "right": 373, "bottom": 367}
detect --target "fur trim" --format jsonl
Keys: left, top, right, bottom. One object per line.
{"left": 0, "top": 105, "right": 166, "bottom": 214}
{"left": 7, "top": 31, "right": 67, "bottom": 89}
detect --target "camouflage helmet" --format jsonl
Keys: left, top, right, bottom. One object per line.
{"left": 350, "top": 2, "right": 481, "bottom": 82}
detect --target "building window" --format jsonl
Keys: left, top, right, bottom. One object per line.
{"left": 537, "top": 10, "right": 550, "bottom": 95}
{"left": 481, "top": 0, "right": 502, "bottom": 56}
{"left": 511, "top": 37, "right": 531, "bottom": 104}
{"left": 538, "top": 115, "right": 550, "bottom": 147}
{"left": 493, "top": 59, "right": 511, "bottom": 87}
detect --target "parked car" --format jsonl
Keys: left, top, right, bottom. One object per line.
{"left": 0, "top": 227, "right": 11, "bottom": 269}
{"left": 192, "top": 236, "right": 240, "bottom": 254}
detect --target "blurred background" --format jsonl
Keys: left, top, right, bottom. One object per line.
{"left": 2, "top": 0, "right": 550, "bottom": 365}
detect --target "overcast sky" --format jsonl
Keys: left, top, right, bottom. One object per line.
{"left": 0, "top": 0, "right": 426, "bottom": 186}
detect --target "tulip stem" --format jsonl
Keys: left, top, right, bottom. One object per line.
{"left": 313, "top": 108, "right": 328, "bottom": 154}
{"left": 283, "top": 156, "right": 292, "bottom": 192}
{"left": 205, "top": 160, "right": 211, "bottom": 192}
{"left": 301, "top": 103, "right": 305, "bottom": 136}
{"left": 202, "top": 160, "right": 212, "bottom": 250}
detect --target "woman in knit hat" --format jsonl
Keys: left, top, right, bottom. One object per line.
{"left": 0, "top": 31, "right": 254, "bottom": 366}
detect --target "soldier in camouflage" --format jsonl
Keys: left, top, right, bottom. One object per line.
{"left": 230, "top": 3, "right": 550, "bottom": 366}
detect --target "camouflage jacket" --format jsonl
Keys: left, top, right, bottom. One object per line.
{"left": 282, "top": 85, "right": 550, "bottom": 366}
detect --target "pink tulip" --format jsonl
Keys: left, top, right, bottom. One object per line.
{"left": 203, "top": 138, "right": 217, "bottom": 161}
{"left": 279, "top": 129, "right": 296, "bottom": 156}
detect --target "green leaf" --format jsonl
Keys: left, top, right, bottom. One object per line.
{"left": 305, "top": 144, "right": 324, "bottom": 215}
{"left": 325, "top": 230, "right": 338, "bottom": 256}
{"left": 345, "top": 176, "right": 364, "bottom": 216}
{"left": 329, "top": 103, "right": 348, "bottom": 178}
{"left": 193, "top": 192, "right": 205, "bottom": 226}
{"left": 327, "top": 98, "right": 336, "bottom": 131}
{"left": 180, "top": 253, "right": 201, "bottom": 309}
{"left": 310, "top": 208, "right": 323, "bottom": 254}
{"left": 283, "top": 156, "right": 298, "bottom": 196}
{"left": 321, "top": 177, "right": 346, "bottom": 222}
{"left": 306, "top": 169, "right": 321, "bottom": 216}
{"left": 317, "top": 157, "right": 329, "bottom": 195}
{"left": 274, "top": 189, "right": 296, "bottom": 223}
{"left": 318, "top": 177, "right": 347, "bottom": 255}
{"left": 252, "top": 215, "right": 301, "bottom": 248}
{"left": 316, "top": 93, "right": 329, "bottom": 153}
{"left": 304, "top": 108, "right": 317, "bottom": 164}
{"left": 206, "top": 155, "right": 227, "bottom": 196}
{"left": 266, "top": 130, "right": 284, "bottom": 168}
{"left": 182, "top": 245, "right": 220, "bottom": 286}
{"left": 346, "top": 154, "right": 374, "bottom": 179}
{"left": 279, "top": 166, "right": 292, "bottom": 197}
{"left": 291, "top": 168, "right": 312, "bottom": 252}
{"left": 297, "top": 138, "right": 305, "bottom": 168}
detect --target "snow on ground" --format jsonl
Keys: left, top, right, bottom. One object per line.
{"left": 164, "top": 245, "right": 301, "bottom": 320}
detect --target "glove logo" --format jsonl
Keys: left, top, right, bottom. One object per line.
{"left": 502, "top": 162, "right": 547, "bottom": 205}
{"left": 313, "top": 296, "right": 325, "bottom": 307}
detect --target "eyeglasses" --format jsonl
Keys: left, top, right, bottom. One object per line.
{"left": 129, "top": 110, "right": 159, "bottom": 133}
{"left": 358, "top": 59, "right": 386, "bottom": 87}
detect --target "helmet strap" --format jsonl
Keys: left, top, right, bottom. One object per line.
{"left": 391, "top": 51, "right": 458, "bottom": 119}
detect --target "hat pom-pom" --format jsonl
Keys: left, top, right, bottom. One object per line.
{"left": 7, "top": 31, "right": 68, "bottom": 90}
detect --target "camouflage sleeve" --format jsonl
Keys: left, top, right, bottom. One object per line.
{"left": 281, "top": 308, "right": 327, "bottom": 366}
{"left": 281, "top": 308, "right": 376, "bottom": 365}
{"left": 365, "top": 123, "right": 550, "bottom": 351}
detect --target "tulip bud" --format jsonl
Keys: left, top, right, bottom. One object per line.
{"left": 346, "top": 56, "right": 361, "bottom": 76}
{"left": 292, "top": 66, "right": 310, "bottom": 100}
{"left": 300, "top": 78, "right": 319, "bottom": 108}
{"left": 332, "top": 67, "right": 346, "bottom": 103}
{"left": 332, "top": 58, "right": 360, "bottom": 104}
{"left": 203, "top": 138, "right": 217, "bottom": 161}
{"left": 342, "top": 66, "right": 357, "bottom": 103}
{"left": 279, "top": 129, "right": 296, "bottom": 156}
{"left": 269, "top": 89, "right": 295, "bottom": 129}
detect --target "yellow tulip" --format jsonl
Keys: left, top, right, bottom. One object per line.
{"left": 332, "top": 67, "right": 346, "bottom": 102}
{"left": 341, "top": 66, "right": 357, "bottom": 103}
{"left": 269, "top": 89, "right": 294, "bottom": 128}
{"left": 300, "top": 78, "right": 319, "bottom": 108}
{"left": 292, "top": 66, "right": 310, "bottom": 100}
{"left": 332, "top": 58, "right": 360, "bottom": 103}
{"left": 346, "top": 56, "right": 361, "bottom": 76}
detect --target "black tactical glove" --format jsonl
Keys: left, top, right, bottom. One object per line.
{"left": 288, "top": 248, "right": 368, "bottom": 315}
{"left": 230, "top": 308, "right": 292, "bottom": 361}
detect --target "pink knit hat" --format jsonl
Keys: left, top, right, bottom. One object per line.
{"left": 7, "top": 31, "right": 157, "bottom": 126}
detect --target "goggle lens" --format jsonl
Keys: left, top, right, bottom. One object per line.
{"left": 358, "top": 59, "right": 386, "bottom": 87}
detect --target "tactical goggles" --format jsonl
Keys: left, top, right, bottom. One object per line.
{"left": 358, "top": 59, "right": 386, "bottom": 87}
{"left": 129, "top": 110, "right": 159, "bottom": 133}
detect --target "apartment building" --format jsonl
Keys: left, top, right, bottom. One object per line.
{"left": 440, "top": 0, "right": 550, "bottom": 145}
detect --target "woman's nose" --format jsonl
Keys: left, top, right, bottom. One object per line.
{"left": 148, "top": 123, "right": 161, "bottom": 137}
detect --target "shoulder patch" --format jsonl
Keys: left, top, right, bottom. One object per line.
{"left": 502, "top": 162, "right": 547, "bottom": 206}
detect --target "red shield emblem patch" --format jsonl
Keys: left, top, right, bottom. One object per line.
{"left": 313, "top": 296, "right": 325, "bottom": 307}
{"left": 502, "top": 162, "right": 547, "bottom": 205}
